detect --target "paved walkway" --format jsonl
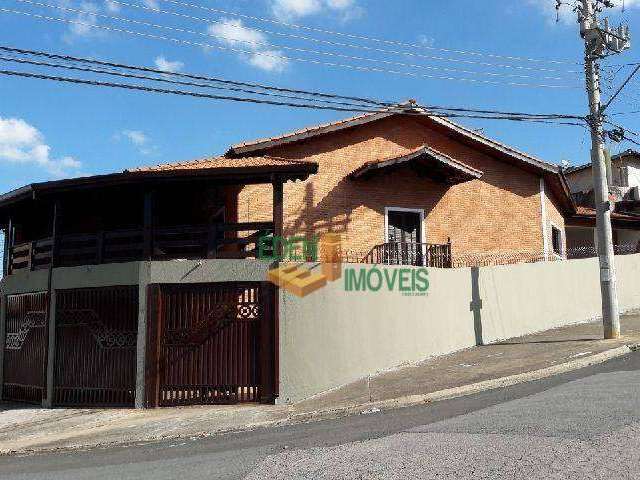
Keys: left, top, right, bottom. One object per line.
{"left": 296, "top": 313, "right": 640, "bottom": 412}
{"left": 1, "top": 314, "right": 639, "bottom": 455}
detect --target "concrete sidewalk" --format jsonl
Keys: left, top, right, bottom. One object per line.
{"left": 1, "top": 314, "right": 639, "bottom": 455}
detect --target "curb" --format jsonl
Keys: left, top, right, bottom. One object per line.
{"left": 289, "top": 344, "right": 636, "bottom": 423}
{"left": 1, "top": 344, "right": 636, "bottom": 456}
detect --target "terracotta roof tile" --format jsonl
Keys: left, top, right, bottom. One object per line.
{"left": 128, "top": 155, "right": 314, "bottom": 173}
{"left": 575, "top": 206, "right": 640, "bottom": 221}
{"left": 349, "top": 145, "right": 483, "bottom": 179}
{"left": 227, "top": 106, "right": 560, "bottom": 174}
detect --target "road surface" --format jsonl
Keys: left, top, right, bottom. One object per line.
{"left": 2, "top": 351, "right": 639, "bottom": 479}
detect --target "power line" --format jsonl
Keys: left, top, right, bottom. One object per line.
{"left": 0, "top": 8, "right": 582, "bottom": 89}
{"left": 11, "top": 0, "right": 581, "bottom": 83}
{"left": 0, "top": 45, "right": 585, "bottom": 120}
{"left": 0, "top": 66, "right": 588, "bottom": 126}
{"left": 156, "top": 0, "right": 580, "bottom": 66}
{"left": 0, "top": 47, "right": 393, "bottom": 107}
{"left": 0, "top": 54, "right": 388, "bottom": 110}
{"left": 106, "top": 0, "right": 583, "bottom": 76}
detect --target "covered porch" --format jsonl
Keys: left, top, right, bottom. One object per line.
{"left": 0, "top": 157, "right": 317, "bottom": 276}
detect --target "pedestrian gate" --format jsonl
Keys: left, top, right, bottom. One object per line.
{"left": 2, "top": 292, "right": 49, "bottom": 403}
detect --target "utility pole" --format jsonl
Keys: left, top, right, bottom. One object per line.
{"left": 576, "top": 0, "right": 631, "bottom": 339}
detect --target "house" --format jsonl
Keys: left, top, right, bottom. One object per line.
{"left": 227, "top": 105, "right": 575, "bottom": 264}
{"left": 564, "top": 149, "right": 640, "bottom": 255}
{"left": 0, "top": 105, "right": 603, "bottom": 410}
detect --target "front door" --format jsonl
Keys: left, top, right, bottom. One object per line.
{"left": 386, "top": 210, "right": 423, "bottom": 265}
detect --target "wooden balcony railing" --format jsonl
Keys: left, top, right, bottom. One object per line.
{"left": 8, "top": 222, "right": 274, "bottom": 274}
{"left": 362, "top": 242, "right": 452, "bottom": 268}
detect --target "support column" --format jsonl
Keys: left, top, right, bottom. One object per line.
{"left": 42, "top": 289, "right": 56, "bottom": 408}
{"left": 272, "top": 178, "right": 284, "bottom": 244}
{"left": 2, "top": 223, "right": 9, "bottom": 278}
{"left": 143, "top": 192, "right": 154, "bottom": 261}
{"left": 0, "top": 292, "right": 7, "bottom": 400}
{"left": 4, "top": 218, "right": 13, "bottom": 277}
{"left": 135, "top": 261, "right": 151, "bottom": 409}
{"left": 261, "top": 177, "right": 284, "bottom": 403}
{"left": 42, "top": 201, "right": 60, "bottom": 408}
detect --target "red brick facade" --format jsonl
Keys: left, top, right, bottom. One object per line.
{"left": 236, "top": 115, "right": 567, "bottom": 259}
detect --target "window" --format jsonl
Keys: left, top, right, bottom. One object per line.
{"left": 551, "top": 225, "right": 563, "bottom": 256}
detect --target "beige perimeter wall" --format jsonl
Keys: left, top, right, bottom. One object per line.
{"left": 279, "top": 254, "right": 640, "bottom": 403}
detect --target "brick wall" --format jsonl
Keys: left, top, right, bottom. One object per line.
{"left": 237, "top": 115, "right": 566, "bottom": 259}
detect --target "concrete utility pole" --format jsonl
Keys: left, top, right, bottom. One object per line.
{"left": 577, "top": 0, "right": 631, "bottom": 339}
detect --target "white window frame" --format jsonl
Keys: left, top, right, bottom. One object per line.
{"left": 384, "top": 207, "right": 426, "bottom": 244}
{"left": 550, "top": 222, "right": 565, "bottom": 259}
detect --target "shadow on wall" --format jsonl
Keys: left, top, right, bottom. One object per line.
{"left": 285, "top": 182, "right": 351, "bottom": 241}
{"left": 470, "top": 266, "right": 484, "bottom": 346}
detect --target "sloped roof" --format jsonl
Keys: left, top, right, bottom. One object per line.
{"left": 564, "top": 149, "right": 640, "bottom": 175}
{"left": 226, "top": 105, "right": 561, "bottom": 175}
{"left": 128, "top": 155, "right": 314, "bottom": 173}
{"left": 349, "top": 145, "right": 483, "bottom": 185}
{"left": 0, "top": 156, "right": 318, "bottom": 214}
{"left": 569, "top": 206, "right": 640, "bottom": 228}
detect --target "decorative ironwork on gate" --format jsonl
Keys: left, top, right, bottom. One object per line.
{"left": 56, "top": 309, "right": 137, "bottom": 349}
{"left": 145, "top": 282, "right": 275, "bottom": 407}
{"left": 2, "top": 292, "right": 49, "bottom": 404}
{"left": 54, "top": 286, "right": 138, "bottom": 406}
{"left": 5, "top": 310, "right": 47, "bottom": 350}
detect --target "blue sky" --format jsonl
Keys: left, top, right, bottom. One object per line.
{"left": 0, "top": 0, "right": 639, "bottom": 195}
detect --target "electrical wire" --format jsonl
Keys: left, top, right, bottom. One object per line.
{"left": 0, "top": 8, "right": 582, "bottom": 89}
{"left": 0, "top": 45, "right": 585, "bottom": 120}
{"left": 105, "top": 0, "right": 583, "bottom": 76}
{"left": 155, "top": 0, "right": 580, "bottom": 66}
{"left": 11, "top": 0, "right": 581, "bottom": 83}
{"left": 0, "top": 66, "right": 588, "bottom": 126}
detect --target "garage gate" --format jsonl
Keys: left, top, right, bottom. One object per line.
{"left": 3, "top": 282, "right": 276, "bottom": 408}
{"left": 145, "top": 282, "right": 276, "bottom": 407}
{"left": 53, "top": 286, "right": 138, "bottom": 406}
{"left": 2, "top": 286, "right": 138, "bottom": 407}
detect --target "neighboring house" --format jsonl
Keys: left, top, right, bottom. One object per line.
{"left": 228, "top": 106, "right": 575, "bottom": 263}
{"left": 564, "top": 149, "right": 640, "bottom": 253}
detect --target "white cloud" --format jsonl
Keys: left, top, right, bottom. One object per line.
{"left": 142, "top": 0, "right": 159, "bottom": 8}
{"left": 247, "top": 49, "right": 289, "bottom": 72}
{"left": 63, "top": 1, "right": 106, "bottom": 42}
{"left": 208, "top": 19, "right": 267, "bottom": 49}
{"left": 325, "top": 0, "right": 354, "bottom": 8}
{"left": 122, "top": 130, "right": 148, "bottom": 146}
{"left": 272, "top": 0, "right": 322, "bottom": 20}
{"left": 0, "top": 117, "right": 82, "bottom": 178}
{"left": 154, "top": 56, "right": 184, "bottom": 73}
{"left": 104, "top": 0, "right": 120, "bottom": 12}
{"left": 271, "top": 0, "right": 361, "bottom": 20}
{"left": 207, "top": 19, "right": 288, "bottom": 72}
{"left": 116, "top": 130, "right": 157, "bottom": 155}
{"left": 418, "top": 34, "right": 435, "bottom": 47}
{"left": 527, "top": 0, "right": 639, "bottom": 26}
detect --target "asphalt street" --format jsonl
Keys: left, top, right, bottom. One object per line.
{"left": 1, "top": 351, "right": 639, "bottom": 480}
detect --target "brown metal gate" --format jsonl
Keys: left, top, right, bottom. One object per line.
{"left": 145, "top": 282, "right": 276, "bottom": 407}
{"left": 54, "top": 286, "right": 138, "bottom": 406}
{"left": 2, "top": 292, "right": 49, "bottom": 403}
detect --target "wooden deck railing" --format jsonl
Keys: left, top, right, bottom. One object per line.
{"left": 8, "top": 222, "right": 274, "bottom": 274}
{"left": 362, "top": 242, "right": 452, "bottom": 268}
